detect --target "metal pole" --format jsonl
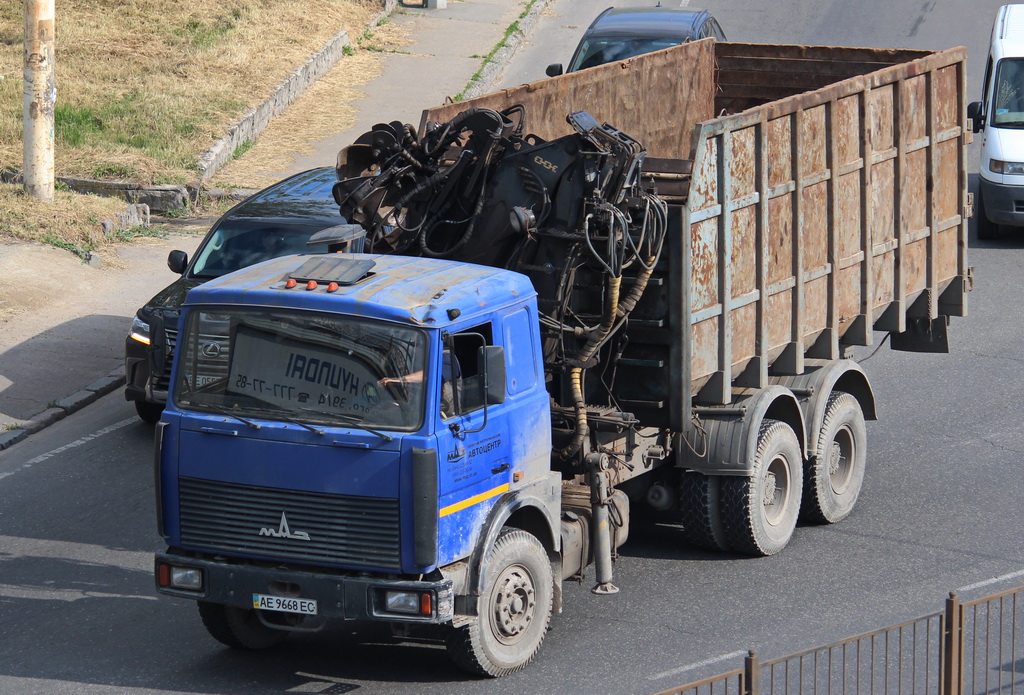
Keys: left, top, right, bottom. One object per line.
{"left": 941, "top": 591, "right": 962, "bottom": 695}
{"left": 23, "top": 0, "right": 56, "bottom": 202}
{"left": 745, "top": 649, "right": 760, "bottom": 695}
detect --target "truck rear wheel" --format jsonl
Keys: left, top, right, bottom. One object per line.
{"left": 446, "top": 528, "right": 553, "bottom": 677}
{"left": 803, "top": 391, "right": 866, "bottom": 524}
{"left": 679, "top": 472, "right": 730, "bottom": 551}
{"left": 197, "top": 601, "right": 288, "bottom": 650}
{"left": 720, "top": 420, "right": 803, "bottom": 556}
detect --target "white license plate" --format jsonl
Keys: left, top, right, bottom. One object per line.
{"left": 252, "top": 593, "right": 318, "bottom": 615}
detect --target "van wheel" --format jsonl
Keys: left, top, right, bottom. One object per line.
{"left": 720, "top": 420, "right": 803, "bottom": 556}
{"left": 446, "top": 529, "right": 553, "bottom": 677}
{"left": 977, "top": 187, "right": 999, "bottom": 240}
{"left": 679, "top": 472, "right": 730, "bottom": 551}
{"left": 198, "top": 602, "right": 288, "bottom": 650}
{"left": 802, "top": 391, "right": 866, "bottom": 524}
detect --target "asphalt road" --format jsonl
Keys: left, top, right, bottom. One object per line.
{"left": 2, "top": 1, "right": 1024, "bottom": 693}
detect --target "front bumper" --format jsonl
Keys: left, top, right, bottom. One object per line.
{"left": 155, "top": 552, "right": 454, "bottom": 624}
{"left": 124, "top": 336, "right": 168, "bottom": 405}
{"left": 979, "top": 177, "right": 1024, "bottom": 227}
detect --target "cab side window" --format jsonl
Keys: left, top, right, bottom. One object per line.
{"left": 445, "top": 323, "right": 495, "bottom": 417}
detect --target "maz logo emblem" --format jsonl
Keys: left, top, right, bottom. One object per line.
{"left": 259, "top": 512, "right": 310, "bottom": 541}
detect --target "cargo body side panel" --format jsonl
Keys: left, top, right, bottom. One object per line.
{"left": 688, "top": 46, "right": 970, "bottom": 405}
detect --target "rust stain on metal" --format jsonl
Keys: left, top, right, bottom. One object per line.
{"left": 691, "top": 217, "right": 719, "bottom": 311}
{"left": 421, "top": 40, "right": 716, "bottom": 161}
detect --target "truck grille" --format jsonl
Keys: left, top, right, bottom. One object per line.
{"left": 178, "top": 477, "right": 401, "bottom": 570}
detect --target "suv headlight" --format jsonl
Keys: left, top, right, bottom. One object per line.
{"left": 989, "top": 159, "right": 1024, "bottom": 175}
{"left": 129, "top": 315, "right": 151, "bottom": 345}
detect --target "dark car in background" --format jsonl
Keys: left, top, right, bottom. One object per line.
{"left": 125, "top": 166, "right": 345, "bottom": 422}
{"left": 546, "top": 6, "right": 726, "bottom": 76}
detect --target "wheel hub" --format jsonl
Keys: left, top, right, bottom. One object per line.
{"left": 761, "top": 456, "right": 791, "bottom": 526}
{"left": 828, "top": 425, "right": 855, "bottom": 494}
{"left": 762, "top": 471, "right": 778, "bottom": 507}
{"left": 492, "top": 565, "right": 536, "bottom": 644}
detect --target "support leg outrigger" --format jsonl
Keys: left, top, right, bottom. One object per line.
{"left": 586, "top": 453, "right": 620, "bottom": 595}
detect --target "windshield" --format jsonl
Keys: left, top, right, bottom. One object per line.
{"left": 992, "top": 58, "right": 1024, "bottom": 128}
{"left": 189, "top": 220, "right": 326, "bottom": 279}
{"left": 174, "top": 308, "right": 428, "bottom": 431}
{"left": 570, "top": 37, "right": 684, "bottom": 71}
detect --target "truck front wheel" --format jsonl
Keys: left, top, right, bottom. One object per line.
{"left": 720, "top": 420, "right": 803, "bottom": 556}
{"left": 803, "top": 391, "right": 866, "bottom": 524}
{"left": 446, "top": 528, "right": 553, "bottom": 677}
{"left": 197, "top": 601, "right": 288, "bottom": 650}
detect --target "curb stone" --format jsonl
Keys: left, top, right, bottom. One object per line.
{"left": 0, "top": 368, "right": 126, "bottom": 452}
{"left": 462, "top": 0, "right": 554, "bottom": 101}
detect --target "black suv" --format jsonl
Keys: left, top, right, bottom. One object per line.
{"left": 125, "top": 167, "right": 345, "bottom": 422}
{"left": 546, "top": 6, "right": 726, "bottom": 76}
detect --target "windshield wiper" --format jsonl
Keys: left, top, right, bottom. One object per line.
{"left": 246, "top": 407, "right": 325, "bottom": 435}
{"left": 202, "top": 404, "right": 261, "bottom": 430}
{"left": 298, "top": 408, "right": 394, "bottom": 442}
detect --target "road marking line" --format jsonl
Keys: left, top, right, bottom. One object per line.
{"left": 0, "top": 534, "right": 151, "bottom": 572}
{"left": 649, "top": 650, "right": 747, "bottom": 680}
{"left": 0, "top": 417, "right": 136, "bottom": 482}
{"left": 957, "top": 568, "right": 1024, "bottom": 593}
{"left": 0, "top": 583, "right": 157, "bottom": 603}
{"left": 679, "top": 0, "right": 692, "bottom": 6}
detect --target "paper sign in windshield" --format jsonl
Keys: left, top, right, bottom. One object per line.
{"left": 227, "top": 326, "right": 379, "bottom": 417}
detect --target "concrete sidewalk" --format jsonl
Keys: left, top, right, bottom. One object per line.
{"left": 0, "top": 0, "right": 549, "bottom": 450}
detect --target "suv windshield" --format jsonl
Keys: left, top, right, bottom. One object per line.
{"left": 189, "top": 220, "right": 324, "bottom": 279}
{"left": 993, "top": 58, "right": 1024, "bottom": 127}
{"left": 570, "top": 37, "right": 684, "bottom": 71}
{"left": 174, "top": 308, "right": 428, "bottom": 431}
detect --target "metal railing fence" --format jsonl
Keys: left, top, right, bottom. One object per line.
{"left": 655, "top": 586, "right": 1023, "bottom": 695}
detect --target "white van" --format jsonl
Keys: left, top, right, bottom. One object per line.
{"left": 970, "top": 4, "right": 1024, "bottom": 238}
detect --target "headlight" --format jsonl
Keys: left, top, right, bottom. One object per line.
{"left": 129, "top": 315, "right": 151, "bottom": 345}
{"left": 383, "top": 589, "right": 432, "bottom": 616}
{"left": 989, "top": 159, "right": 1024, "bottom": 175}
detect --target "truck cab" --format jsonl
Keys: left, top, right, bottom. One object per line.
{"left": 155, "top": 252, "right": 560, "bottom": 675}
{"left": 970, "top": 3, "right": 1024, "bottom": 238}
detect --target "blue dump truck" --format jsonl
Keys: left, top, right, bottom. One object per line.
{"left": 154, "top": 41, "right": 972, "bottom": 676}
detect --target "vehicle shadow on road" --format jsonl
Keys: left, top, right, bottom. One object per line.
{"left": 0, "top": 314, "right": 128, "bottom": 424}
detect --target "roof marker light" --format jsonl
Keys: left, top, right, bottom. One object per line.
{"left": 285, "top": 278, "right": 297, "bottom": 288}
{"left": 327, "top": 282, "right": 339, "bottom": 292}
{"left": 306, "top": 280, "right": 318, "bottom": 291}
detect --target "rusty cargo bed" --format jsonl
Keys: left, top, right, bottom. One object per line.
{"left": 422, "top": 41, "right": 971, "bottom": 431}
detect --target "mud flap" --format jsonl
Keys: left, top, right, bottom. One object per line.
{"left": 890, "top": 316, "right": 949, "bottom": 354}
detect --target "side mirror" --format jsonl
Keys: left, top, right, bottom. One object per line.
{"left": 167, "top": 250, "right": 188, "bottom": 274}
{"left": 481, "top": 345, "right": 506, "bottom": 405}
{"left": 545, "top": 63, "right": 564, "bottom": 77}
{"left": 968, "top": 101, "right": 984, "bottom": 133}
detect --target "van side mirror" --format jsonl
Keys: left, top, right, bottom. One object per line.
{"left": 546, "top": 63, "right": 564, "bottom": 77}
{"left": 167, "top": 250, "right": 188, "bottom": 274}
{"left": 968, "top": 101, "right": 984, "bottom": 133}
{"left": 481, "top": 345, "right": 506, "bottom": 405}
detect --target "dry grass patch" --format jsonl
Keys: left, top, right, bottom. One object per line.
{"left": 0, "top": 0, "right": 383, "bottom": 184}
{"left": 0, "top": 182, "right": 159, "bottom": 256}
{"left": 212, "top": 16, "right": 410, "bottom": 190}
